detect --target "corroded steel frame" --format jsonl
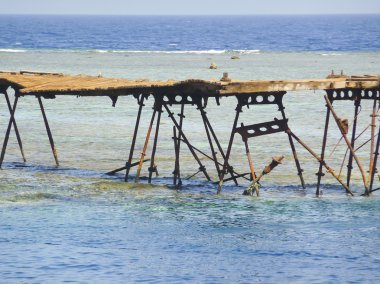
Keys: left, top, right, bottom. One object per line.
{"left": 317, "top": 88, "right": 380, "bottom": 196}
{"left": 218, "top": 91, "right": 305, "bottom": 194}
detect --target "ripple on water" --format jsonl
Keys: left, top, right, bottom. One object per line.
{"left": 1, "top": 165, "right": 380, "bottom": 282}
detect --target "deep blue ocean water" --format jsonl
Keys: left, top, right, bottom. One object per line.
{"left": 0, "top": 15, "right": 379, "bottom": 52}
{"left": 1, "top": 15, "right": 380, "bottom": 283}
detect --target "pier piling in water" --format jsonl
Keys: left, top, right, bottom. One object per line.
{"left": 0, "top": 87, "right": 26, "bottom": 164}
{"left": 0, "top": 70, "right": 379, "bottom": 196}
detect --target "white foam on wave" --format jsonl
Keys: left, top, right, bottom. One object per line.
{"left": 94, "top": 49, "right": 108, "bottom": 53}
{"left": 164, "top": 50, "right": 226, "bottom": 54}
{"left": 92, "top": 49, "right": 261, "bottom": 55}
{"left": 93, "top": 49, "right": 226, "bottom": 54}
{"left": 231, "top": 49, "right": 261, "bottom": 54}
{"left": 320, "top": 53, "right": 343, "bottom": 56}
{"left": 0, "top": 48, "right": 262, "bottom": 55}
{"left": 0, "top": 48, "right": 26, "bottom": 53}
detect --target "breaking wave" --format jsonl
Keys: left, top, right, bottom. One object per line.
{"left": 0, "top": 48, "right": 26, "bottom": 53}
{"left": 0, "top": 48, "right": 261, "bottom": 55}
{"left": 91, "top": 49, "right": 261, "bottom": 54}
{"left": 320, "top": 53, "right": 343, "bottom": 56}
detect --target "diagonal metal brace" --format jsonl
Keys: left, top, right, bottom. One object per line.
{"left": 1, "top": 88, "right": 26, "bottom": 163}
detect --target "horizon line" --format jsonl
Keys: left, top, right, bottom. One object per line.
{"left": 0, "top": 13, "right": 379, "bottom": 16}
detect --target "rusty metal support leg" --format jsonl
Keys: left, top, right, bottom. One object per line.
{"left": 199, "top": 105, "right": 221, "bottom": 178}
{"left": 243, "top": 138, "right": 261, "bottom": 196}
{"left": 324, "top": 95, "right": 368, "bottom": 194}
{"left": 243, "top": 138, "right": 259, "bottom": 196}
{"left": 38, "top": 96, "right": 59, "bottom": 166}
{"left": 3, "top": 91, "right": 26, "bottom": 162}
{"left": 347, "top": 96, "right": 361, "bottom": 187}
{"left": 279, "top": 103, "right": 305, "bottom": 189}
{"left": 125, "top": 95, "right": 145, "bottom": 181}
{"left": 164, "top": 103, "right": 211, "bottom": 182}
{"left": 0, "top": 95, "right": 19, "bottom": 168}
{"left": 367, "top": 97, "right": 377, "bottom": 190}
{"left": 148, "top": 102, "right": 162, "bottom": 183}
{"left": 201, "top": 107, "right": 238, "bottom": 185}
{"left": 288, "top": 135, "right": 305, "bottom": 188}
{"left": 369, "top": 123, "right": 380, "bottom": 193}
{"left": 173, "top": 126, "right": 180, "bottom": 185}
{"left": 316, "top": 105, "right": 331, "bottom": 196}
{"left": 287, "top": 129, "right": 353, "bottom": 196}
{"left": 173, "top": 104, "right": 184, "bottom": 186}
{"left": 135, "top": 108, "right": 157, "bottom": 182}
{"left": 217, "top": 104, "right": 242, "bottom": 194}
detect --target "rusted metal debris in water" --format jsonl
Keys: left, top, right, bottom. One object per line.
{"left": 243, "top": 156, "right": 284, "bottom": 196}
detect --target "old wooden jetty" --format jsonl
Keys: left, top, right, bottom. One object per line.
{"left": 1, "top": 70, "right": 380, "bottom": 196}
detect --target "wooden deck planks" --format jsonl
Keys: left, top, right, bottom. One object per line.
{"left": 0, "top": 71, "right": 379, "bottom": 97}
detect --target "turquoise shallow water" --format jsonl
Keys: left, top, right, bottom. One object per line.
{"left": 1, "top": 175, "right": 380, "bottom": 283}
{"left": 1, "top": 50, "right": 380, "bottom": 282}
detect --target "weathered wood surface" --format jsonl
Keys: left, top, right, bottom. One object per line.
{"left": 0, "top": 71, "right": 379, "bottom": 97}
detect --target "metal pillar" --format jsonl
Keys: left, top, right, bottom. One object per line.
{"left": 125, "top": 95, "right": 145, "bottom": 181}
{"left": 37, "top": 96, "right": 59, "bottom": 166}
{"left": 164, "top": 103, "right": 211, "bottom": 182}
{"left": 347, "top": 95, "right": 361, "bottom": 187}
{"left": 148, "top": 100, "right": 163, "bottom": 183}
{"left": 2, "top": 89, "right": 26, "bottom": 162}
{"left": 278, "top": 101, "right": 305, "bottom": 189}
{"left": 199, "top": 105, "right": 221, "bottom": 178}
{"left": 324, "top": 95, "right": 368, "bottom": 194}
{"left": 172, "top": 126, "right": 180, "bottom": 185}
{"left": 369, "top": 122, "right": 380, "bottom": 193}
{"left": 199, "top": 106, "right": 239, "bottom": 185}
{"left": 0, "top": 95, "right": 19, "bottom": 168}
{"left": 368, "top": 92, "right": 380, "bottom": 194}
{"left": 173, "top": 103, "right": 184, "bottom": 186}
{"left": 135, "top": 108, "right": 157, "bottom": 182}
{"left": 367, "top": 97, "right": 378, "bottom": 190}
{"left": 217, "top": 103, "right": 242, "bottom": 194}
{"left": 316, "top": 104, "right": 331, "bottom": 196}
{"left": 243, "top": 138, "right": 258, "bottom": 195}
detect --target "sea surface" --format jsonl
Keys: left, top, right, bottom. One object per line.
{"left": 0, "top": 15, "right": 380, "bottom": 283}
